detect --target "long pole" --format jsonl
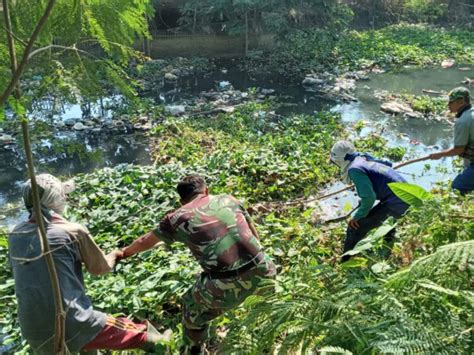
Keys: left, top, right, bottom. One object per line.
{"left": 271, "top": 155, "right": 431, "bottom": 208}
{"left": 2, "top": 1, "right": 66, "bottom": 353}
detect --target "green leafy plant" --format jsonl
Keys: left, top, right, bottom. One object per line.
{"left": 388, "top": 182, "right": 433, "bottom": 207}
{"left": 3, "top": 98, "right": 472, "bottom": 353}
{"left": 244, "top": 23, "right": 474, "bottom": 80}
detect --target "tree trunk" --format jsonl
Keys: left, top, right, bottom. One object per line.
{"left": 192, "top": 5, "right": 197, "bottom": 34}
{"left": 372, "top": 0, "right": 376, "bottom": 29}
{"left": 2, "top": 1, "right": 67, "bottom": 354}
{"left": 245, "top": 11, "right": 249, "bottom": 56}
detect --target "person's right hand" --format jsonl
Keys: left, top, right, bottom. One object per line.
{"left": 112, "top": 249, "right": 125, "bottom": 262}
{"left": 348, "top": 218, "right": 360, "bottom": 230}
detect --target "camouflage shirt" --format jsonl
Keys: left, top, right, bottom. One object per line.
{"left": 155, "top": 194, "right": 263, "bottom": 272}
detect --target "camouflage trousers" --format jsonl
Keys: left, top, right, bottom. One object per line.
{"left": 182, "top": 255, "right": 276, "bottom": 346}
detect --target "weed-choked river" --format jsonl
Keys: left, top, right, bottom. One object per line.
{"left": 1, "top": 65, "right": 472, "bottom": 228}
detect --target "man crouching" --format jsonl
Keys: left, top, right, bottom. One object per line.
{"left": 120, "top": 175, "right": 277, "bottom": 354}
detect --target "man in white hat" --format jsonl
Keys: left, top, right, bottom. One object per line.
{"left": 8, "top": 174, "right": 166, "bottom": 354}
{"left": 330, "top": 141, "right": 409, "bottom": 261}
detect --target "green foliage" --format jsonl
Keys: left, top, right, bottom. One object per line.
{"left": 399, "top": 92, "right": 447, "bottom": 114}
{"left": 251, "top": 23, "right": 474, "bottom": 79}
{"left": 1, "top": 102, "right": 473, "bottom": 353}
{"left": 151, "top": 104, "right": 345, "bottom": 202}
{"left": 0, "top": 0, "right": 153, "bottom": 114}
{"left": 387, "top": 240, "right": 473, "bottom": 289}
{"left": 0, "top": 228, "right": 29, "bottom": 353}
{"left": 396, "top": 191, "right": 473, "bottom": 253}
{"left": 355, "top": 133, "right": 406, "bottom": 161}
{"left": 388, "top": 182, "right": 433, "bottom": 207}
{"left": 403, "top": 0, "right": 449, "bottom": 23}
{"left": 269, "top": 29, "right": 338, "bottom": 75}
{"left": 337, "top": 24, "right": 474, "bottom": 70}
{"left": 178, "top": 1, "right": 353, "bottom": 37}
{"left": 343, "top": 223, "right": 397, "bottom": 257}
{"left": 224, "top": 239, "right": 473, "bottom": 353}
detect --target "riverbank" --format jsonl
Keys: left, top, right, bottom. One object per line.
{"left": 1, "top": 23, "right": 473, "bottom": 352}
{"left": 2, "top": 100, "right": 471, "bottom": 353}
{"left": 241, "top": 24, "right": 474, "bottom": 80}
{"left": 2, "top": 23, "right": 471, "bottom": 146}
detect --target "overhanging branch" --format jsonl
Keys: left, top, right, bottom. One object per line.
{"left": 0, "top": 23, "right": 27, "bottom": 46}
{"left": 28, "top": 44, "right": 95, "bottom": 60}
{"left": 0, "top": 0, "right": 57, "bottom": 107}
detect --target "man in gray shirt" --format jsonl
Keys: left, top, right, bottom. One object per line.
{"left": 429, "top": 87, "right": 474, "bottom": 194}
{"left": 8, "top": 174, "right": 167, "bottom": 354}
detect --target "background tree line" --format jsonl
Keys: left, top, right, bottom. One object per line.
{"left": 159, "top": 0, "right": 473, "bottom": 37}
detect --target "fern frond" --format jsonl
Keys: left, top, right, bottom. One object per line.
{"left": 319, "top": 346, "right": 353, "bottom": 354}
{"left": 386, "top": 240, "right": 474, "bottom": 289}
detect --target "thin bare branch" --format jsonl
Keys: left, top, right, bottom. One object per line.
{"left": 28, "top": 44, "right": 94, "bottom": 60}
{"left": 262, "top": 156, "right": 432, "bottom": 209}
{"left": 0, "top": 23, "right": 28, "bottom": 46}
{"left": 0, "top": 0, "right": 58, "bottom": 107}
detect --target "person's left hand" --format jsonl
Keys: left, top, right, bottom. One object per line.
{"left": 348, "top": 218, "right": 360, "bottom": 230}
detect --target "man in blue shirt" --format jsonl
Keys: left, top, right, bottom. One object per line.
{"left": 429, "top": 87, "right": 474, "bottom": 194}
{"left": 330, "top": 141, "right": 409, "bottom": 262}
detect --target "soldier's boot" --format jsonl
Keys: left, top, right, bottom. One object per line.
{"left": 139, "top": 321, "right": 173, "bottom": 352}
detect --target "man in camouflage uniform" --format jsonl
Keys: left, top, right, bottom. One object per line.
{"left": 120, "top": 175, "right": 276, "bottom": 354}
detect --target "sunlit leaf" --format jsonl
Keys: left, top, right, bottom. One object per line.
{"left": 341, "top": 257, "right": 368, "bottom": 269}
{"left": 388, "top": 182, "right": 432, "bottom": 207}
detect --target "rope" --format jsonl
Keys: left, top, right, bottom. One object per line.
{"left": 10, "top": 237, "right": 79, "bottom": 263}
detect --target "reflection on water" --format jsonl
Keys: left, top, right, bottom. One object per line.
{"left": 1, "top": 65, "right": 472, "bottom": 227}
{"left": 333, "top": 65, "right": 473, "bottom": 191}
{"left": 0, "top": 132, "right": 151, "bottom": 229}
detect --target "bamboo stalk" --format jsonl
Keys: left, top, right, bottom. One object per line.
{"left": 2, "top": 1, "right": 67, "bottom": 353}
{"left": 19, "top": 122, "right": 67, "bottom": 355}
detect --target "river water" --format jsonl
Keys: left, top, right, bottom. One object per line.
{"left": 1, "top": 64, "right": 472, "bottom": 228}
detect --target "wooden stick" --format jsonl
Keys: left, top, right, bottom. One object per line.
{"left": 393, "top": 155, "right": 430, "bottom": 169}
{"left": 322, "top": 206, "right": 359, "bottom": 224}
{"left": 2, "top": 1, "right": 67, "bottom": 354}
{"left": 266, "top": 155, "right": 432, "bottom": 208}
{"left": 422, "top": 89, "right": 443, "bottom": 95}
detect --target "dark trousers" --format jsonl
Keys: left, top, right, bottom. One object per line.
{"left": 452, "top": 164, "right": 474, "bottom": 195}
{"left": 342, "top": 202, "right": 405, "bottom": 262}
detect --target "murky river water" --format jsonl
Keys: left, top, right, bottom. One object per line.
{"left": 1, "top": 64, "right": 472, "bottom": 227}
